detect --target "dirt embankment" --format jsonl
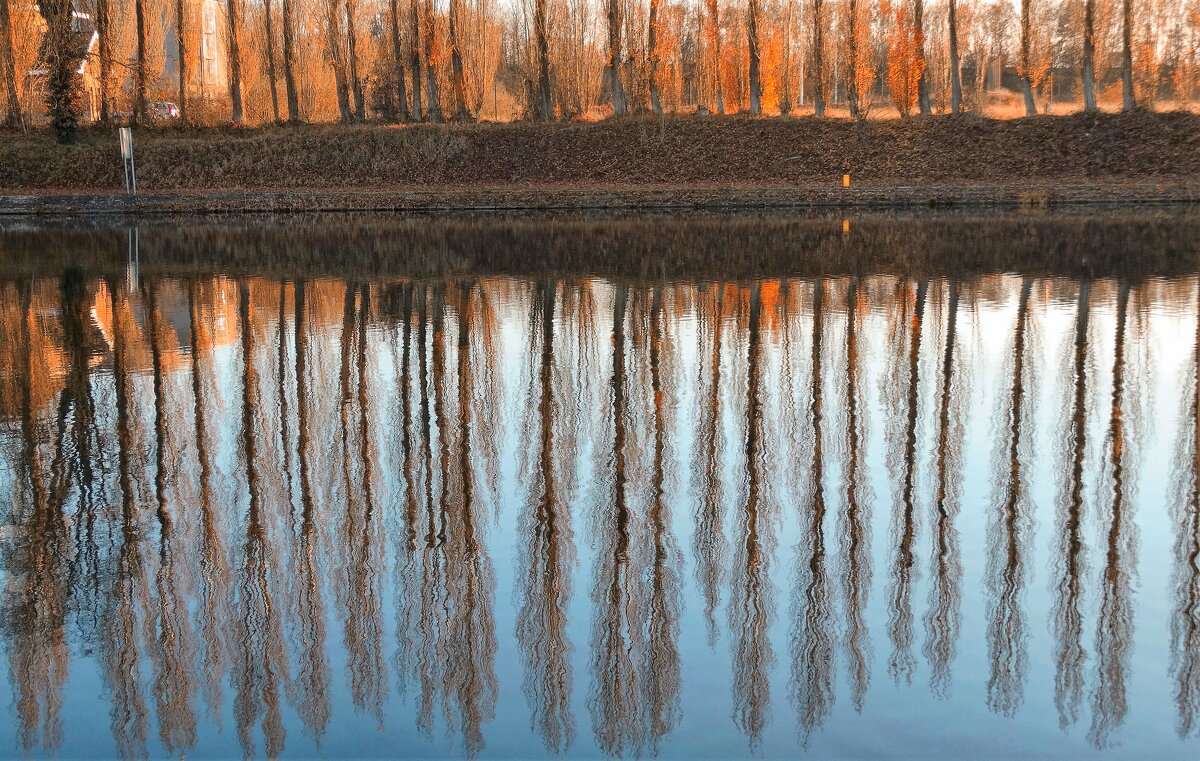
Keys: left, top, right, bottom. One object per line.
{"left": 1, "top": 111, "right": 1198, "bottom": 194}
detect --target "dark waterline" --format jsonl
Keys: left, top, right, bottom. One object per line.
{"left": 2, "top": 211, "right": 1200, "bottom": 758}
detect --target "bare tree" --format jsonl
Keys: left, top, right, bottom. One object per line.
{"left": 175, "top": 0, "right": 188, "bottom": 120}
{"left": 345, "top": 0, "right": 365, "bottom": 118}
{"left": 915, "top": 0, "right": 930, "bottom": 114}
{"left": 1019, "top": 0, "right": 1037, "bottom": 115}
{"left": 280, "top": 0, "right": 300, "bottom": 120}
{"left": 96, "top": 0, "right": 112, "bottom": 121}
{"left": 264, "top": 0, "right": 282, "bottom": 122}
{"left": 1081, "top": 0, "right": 1096, "bottom": 111}
{"left": 39, "top": 0, "right": 79, "bottom": 140}
{"left": 1121, "top": 0, "right": 1136, "bottom": 110}
{"left": 704, "top": 0, "right": 723, "bottom": 112}
{"left": 532, "top": 0, "right": 553, "bottom": 118}
{"left": 449, "top": 0, "right": 470, "bottom": 118}
{"left": 0, "top": 0, "right": 20, "bottom": 127}
{"left": 812, "top": 0, "right": 825, "bottom": 115}
{"left": 847, "top": 0, "right": 862, "bottom": 117}
{"left": 649, "top": 0, "right": 664, "bottom": 112}
{"left": 605, "top": 0, "right": 626, "bottom": 114}
{"left": 747, "top": 0, "right": 760, "bottom": 113}
{"left": 135, "top": 0, "right": 149, "bottom": 122}
{"left": 389, "top": 0, "right": 411, "bottom": 120}
{"left": 948, "top": 0, "right": 962, "bottom": 113}
{"left": 422, "top": 0, "right": 442, "bottom": 120}
{"left": 228, "top": 0, "right": 245, "bottom": 123}
{"left": 325, "top": 0, "right": 353, "bottom": 121}
{"left": 409, "top": 0, "right": 423, "bottom": 118}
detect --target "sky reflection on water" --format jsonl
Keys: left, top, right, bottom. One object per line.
{"left": 1, "top": 214, "right": 1200, "bottom": 758}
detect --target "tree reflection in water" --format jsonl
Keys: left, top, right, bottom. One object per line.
{"left": 1, "top": 217, "right": 1198, "bottom": 757}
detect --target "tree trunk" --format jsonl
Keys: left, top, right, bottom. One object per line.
{"left": 97, "top": 0, "right": 112, "bottom": 121}
{"left": 264, "top": 0, "right": 281, "bottom": 122}
{"left": 409, "top": 0, "right": 422, "bottom": 119}
{"left": 747, "top": 0, "right": 760, "bottom": 113}
{"left": 533, "top": 0, "right": 553, "bottom": 119}
{"left": 345, "top": 0, "right": 365, "bottom": 119}
{"left": 422, "top": 0, "right": 441, "bottom": 121}
{"left": 448, "top": 0, "right": 470, "bottom": 119}
{"left": 704, "top": 0, "right": 723, "bottom": 113}
{"left": 1019, "top": 0, "right": 1037, "bottom": 115}
{"left": 1121, "top": 0, "right": 1135, "bottom": 110}
{"left": 325, "top": 0, "right": 352, "bottom": 122}
{"left": 948, "top": 0, "right": 961, "bottom": 114}
{"left": 648, "top": 0, "right": 663, "bottom": 113}
{"left": 228, "top": 0, "right": 245, "bottom": 123}
{"left": 914, "top": 0, "right": 930, "bottom": 114}
{"left": 281, "top": 0, "right": 300, "bottom": 121}
{"left": 39, "top": 0, "right": 77, "bottom": 140}
{"left": 388, "top": 0, "right": 409, "bottom": 120}
{"left": 0, "top": 0, "right": 20, "bottom": 127}
{"left": 605, "top": 0, "right": 626, "bottom": 114}
{"left": 847, "top": 0, "right": 859, "bottom": 118}
{"left": 175, "top": 0, "right": 188, "bottom": 120}
{"left": 135, "top": 0, "right": 149, "bottom": 123}
{"left": 812, "top": 0, "right": 824, "bottom": 116}
{"left": 1081, "top": 0, "right": 1096, "bottom": 112}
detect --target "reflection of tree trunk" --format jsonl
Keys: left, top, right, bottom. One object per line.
{"left": 888, "top": 280, "right": 926, "bottom": 684}
{"left": 732, "top": 283, "right": 772, "bottom": 745}
{"left": 105, "top": 280, "right": 149, "bottom": 759}
{"left": 1171, "top": 282, "right": 1200, "bottom": 738}
{"left": 695, "top": 284, "right": 727, "bottom": 644}
{"left": 645, "top": 285, "right": 679, "bottom": 744}
{"left": 145, "top": 280, "right": 199, "bottom": 752}
{"left": 1053, "top": 279, "right": 1089, "bottom": 728}
{"left": 840, "top": 278, "right": 871, "bottom": 710}
{"left": 924, "top": 280, "right": 960, "bottom": 697}
{"left": 986, "top": 277, "right": 1032, "bottom": 718}
{"left": 792, "top": 280, "right": 833, "bottom": 737}
{"left": 591, "top": 283, "right": 637, "bottom": 756}
{"left": 1089, "top": 281, "right": 1133, "bottom": 748}
{"left": 291, "top": 280, "right": 331, "bottom": 738}
{"left": 233, "top": 282, "right": 286, "bottom": 758}
{"left": 519, "top": 282, "right": 575, "bottom": 752}
{"left": 189, "top": 280, "right": 231, "bottom": 722}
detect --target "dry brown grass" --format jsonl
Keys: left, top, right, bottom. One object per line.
{"left": 1, "top": 109, "right": 1198, "bottom": 192}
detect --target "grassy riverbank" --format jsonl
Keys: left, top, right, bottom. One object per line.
{"left": 2, "top": 111, "right": 1198, "bottom": 196}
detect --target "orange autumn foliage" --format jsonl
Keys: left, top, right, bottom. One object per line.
{"left": 883, "top": 0, "right": 924, "bottom": 116}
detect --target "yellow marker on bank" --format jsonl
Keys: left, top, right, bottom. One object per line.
{"left": 843, "top": 174, "right": 851, "bottom": 188}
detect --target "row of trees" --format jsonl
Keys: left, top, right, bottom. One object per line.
{"left": 2, "top": 0, "right": 1199, "bottom": 138}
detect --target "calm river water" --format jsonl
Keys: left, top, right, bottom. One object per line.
{"left": 2, "top": 211, "right": 1200, "bottom": 758}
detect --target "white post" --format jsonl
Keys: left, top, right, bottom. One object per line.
{"left": 119, "top": 127, "right": 136, "bottom": 194}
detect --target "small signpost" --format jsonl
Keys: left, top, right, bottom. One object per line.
{"left": 119, "top": 127, "right": 137, "bottom": 194}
